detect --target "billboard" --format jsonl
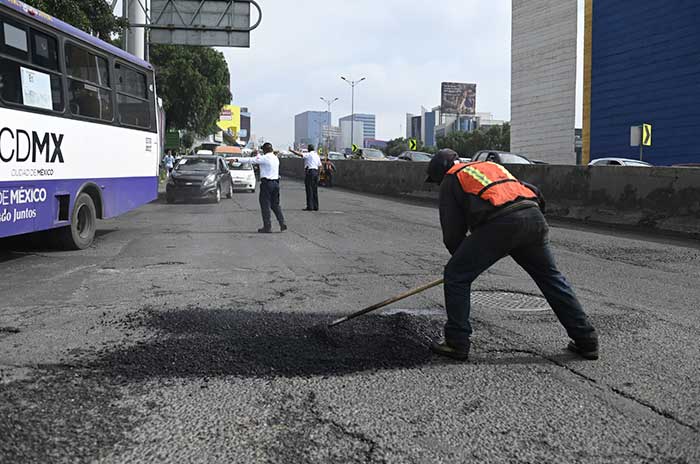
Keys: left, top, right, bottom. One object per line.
{"left": 216, "top": 105, "right": 241, "bottom": 135}
{"left": 441, "top": 82, "right": 476, "bottom": 115}
{"left": 150, "top": 0, "right": 261, "bottom": 47}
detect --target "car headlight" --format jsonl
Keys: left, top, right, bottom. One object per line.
{"left": 203, "top": 174, "right": 216, "bottom": 186}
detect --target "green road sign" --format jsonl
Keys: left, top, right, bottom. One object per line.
{"left": 643, "top": 123, "right": 652, "bottom": 147}
{"left": 165, "top": 130, "right": 180, "bottom": 150}
{"left": 352, "top": 144, "right": 359, "bottom": 153}
{"left": 409, "top": 139, "right": 417, "bottom": 151}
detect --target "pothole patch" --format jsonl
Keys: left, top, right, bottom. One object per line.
{"left": 472, "top": 291, "right": 549, "bottom": 312}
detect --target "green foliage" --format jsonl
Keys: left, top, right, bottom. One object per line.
{"left": 180, "top": 132, "right": 195, "bottom": 149}
{"left": 436, "top": 123, "right": 510, "bottom": 158}
{"left": 24, "top": 0, "right": 127, "bottom": 40}
{"left": 384, "top": 137, "right": 436, "bottom": 157}
{"left": 150, "top": 45, "right": 232, "bottom": 136}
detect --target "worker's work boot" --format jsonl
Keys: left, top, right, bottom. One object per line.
{"left": 567, "top": 338, "right": 599, "bottom": 360}
{"left": 430, "top": 340, "right": 470, "bottom": 361}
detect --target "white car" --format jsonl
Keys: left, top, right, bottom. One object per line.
{"left": 227, "top": 160, "right": 257, "bottom": 192}
{"left": 589, "top": 157, "right": 652, "bottom": 167}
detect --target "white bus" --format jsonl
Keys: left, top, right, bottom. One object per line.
{"left": 0, "top": 0, "right": 161, "bottom": 249}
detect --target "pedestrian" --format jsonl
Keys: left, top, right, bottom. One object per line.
{"left": 234, "top": 142, "right": 287, "bottom": 234}
{"left": 163, "top": 150, "right": 175, "bottom": 175}
{"left": 425, "top": 149, "right": 599, "bottom": 361}
{"left": 290, "top": 145, "right": 322, "bottom": 211}
{"left": 321, "top": 157, "right": 336, "bottom": 188}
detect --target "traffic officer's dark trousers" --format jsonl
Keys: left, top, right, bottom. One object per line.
{"left": 304, "top": 169, "right": 319, "bottom": 210}
{"left": 259, "top": 179, "right": 285, "bottom": 230}
{"left": 443, "top": 207, "right": 597, "bottom": 349}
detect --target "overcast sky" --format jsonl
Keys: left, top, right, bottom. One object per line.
{"left": 218, "top": 0, "right": 584, "bottom": 147}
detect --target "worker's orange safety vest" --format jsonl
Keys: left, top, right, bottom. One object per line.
{"left": 447, "top": 161, "right": 538, "bottom": 207}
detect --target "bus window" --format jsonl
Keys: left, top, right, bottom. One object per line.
{"left": 31, "top": 29, "right": 58, "bottom": 70}
{"left": 1, "top": 19, "right": 28, "bottom": 59}
{"left": 65, "top": 42, "right": 112, "bottom": 120}
{"left": 115, "top": 62, "right": 151, "bottom": 129}
{"left": 0, "top": 16, "right": 63, "bottom": 112}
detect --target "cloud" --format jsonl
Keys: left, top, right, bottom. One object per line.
{"left": 220, "top": 0, "right": 515, "bottom": 146}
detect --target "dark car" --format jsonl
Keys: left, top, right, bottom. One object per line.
{"left": 397, "top": 151, "right": 433, "bottom": 162}
{"left": 472, "top": 150, "right": 533, "bottom": 165}
{"left": 166, "top": 156, "right": 233, "bottom": 204}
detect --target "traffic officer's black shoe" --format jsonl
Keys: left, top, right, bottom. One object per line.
{"left": 258, "top": 227, "right": 272, "bottom": 233}
{"left": 430, "top": 340, "right": 470, "bottom": 361}
{"left": 280, "top": 224, "right": 288, "bottom": 232}
{"left": 567, "top": 339, "right": 599, "bottom": 360}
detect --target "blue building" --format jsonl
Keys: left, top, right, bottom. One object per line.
{"left": 295, "top": 111, "right": 331, "bottom": 148}
{"left": 584, "top": 1, "right": 700, "bottom": 166}
{"left": 339, "top": 114, "right": 376, "bottom": 141}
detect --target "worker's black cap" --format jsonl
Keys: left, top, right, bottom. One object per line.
{"left": 425, "top": 149, "right": 459, "bottom": 184}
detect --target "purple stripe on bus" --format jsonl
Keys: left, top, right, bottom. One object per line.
{"left": 0, "top": 176, "right": 158, "bottom": 238}
{"left": 0, "top": 0, "right": 152, "bottom": 70}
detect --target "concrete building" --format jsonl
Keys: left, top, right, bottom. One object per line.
{"left": 340, "top": 119, "right": 364, "bottom": 150}
{"left": 295, "top": 111, "right": 331, "bottom": 148}
{"left": 584, "top": 0, "right": 700, "bottom": 166}
{"left": 511, "top": 0, "right": 577, "bottom": 164}
{"left": 339, "top": 114, "right": 376, "bottom": 141}
{"left": 321, "top": 125, "right": 342, "bottom": 151}
{"left": 240, "top": 107, "right": 251, "bottom": 144}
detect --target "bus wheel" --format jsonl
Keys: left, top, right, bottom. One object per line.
{"left": 58, "top": 193, "right": 97, "bottom": 250}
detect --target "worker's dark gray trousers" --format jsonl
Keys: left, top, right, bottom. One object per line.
{"left": 259, "top": 179, "right": 285, "bottom": 230}
{"left": 304, "top": 169, "right": 319, "bottom": 210}
{"left": 443, "top": 207, "right": 597, "bottom": 349}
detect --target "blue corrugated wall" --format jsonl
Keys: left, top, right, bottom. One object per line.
{"left": 590, "top": 1, "right": 700, "bottom": 165}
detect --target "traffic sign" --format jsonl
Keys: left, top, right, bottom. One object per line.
{"left": 643, "top": 123, "right": 652, "bottom": 147}
{"left": 352, "top": 144, "right": 359, "bottom": 153}
{"left": 318, "top": 147, "right": 323, "bottom": 155}
{"left": 409, "top": 139, "right": 417, "bottom": 151}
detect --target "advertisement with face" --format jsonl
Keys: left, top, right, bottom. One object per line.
{"left": 441, "top": 82, "right": 477, "bottom": 115}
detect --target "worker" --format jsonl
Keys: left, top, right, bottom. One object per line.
{"left": 234, "top": 142, "right": 287, "bottom": 233}
{"left": 290, "top": 145, "right": 322, "bottom": 211}
{"left": 425, "top": 149, "right": 599, "bottom": 361}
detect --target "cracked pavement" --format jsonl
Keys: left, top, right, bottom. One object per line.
{"left": 1, "top": 180, "right": 699, "bottom": 463}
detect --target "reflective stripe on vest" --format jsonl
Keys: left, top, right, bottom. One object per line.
{"left": 447, "top": 161, "right": 538, "bottom": 207}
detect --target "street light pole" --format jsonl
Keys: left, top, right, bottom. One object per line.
{"left": 341, "top": 76, "right": 366, "bottom": 152}
{"left": 320, "top": 97, "right": 339, "bottom": 155}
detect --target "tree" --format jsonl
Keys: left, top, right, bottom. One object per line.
{"left": 24, "top": 0, "right": 127, "bottom": 40}
{"left": 150, "top": 45, "right": 232, "bottom": 136}
{"left": 437, "top": 123, "right": 510, "bottom": 157}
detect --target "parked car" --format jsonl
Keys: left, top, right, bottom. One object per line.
{"left": 226, "top": 159, "right": 256, "bottom": 193}
{"left": 166, "top": 156, "right": 233, "bottom": 203}
{"left": 397, "top": 151, "right": 433, "bottom": 162}
{"left": 327, "top": 151, "right": 347, "bottom": 160}
{"left": 588, "top": 157, "right": 652, "bottom": 167}
{"left": 472, "top": 150, "right": 533, "bottom": 165}
{"left": 358, "top": 148, "right": 388, "bottom": 161}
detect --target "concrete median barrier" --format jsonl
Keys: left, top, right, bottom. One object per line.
{"left": 280, "top": 159, "right": 700, "bottom": 238}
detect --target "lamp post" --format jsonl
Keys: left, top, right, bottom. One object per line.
{"left": 341, "top": 76, "right": 366, "bottom": 152}
{"left": 320, "top": 97, "right": 338, "bottom": 154}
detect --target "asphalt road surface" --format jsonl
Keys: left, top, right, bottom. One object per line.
{"left": 1, "top": 180, "right": 699, "bottom": 463}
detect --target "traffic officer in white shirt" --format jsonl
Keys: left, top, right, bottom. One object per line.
{"left": 235, "top": 142, "right": 287, "bottom": 233}
{"left": 290, "top": 144, "right": 322, "bottom": 211}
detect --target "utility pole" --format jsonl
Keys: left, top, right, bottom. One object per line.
{"left": 341, "top": 76, "right": 366, "bottom": 152}
{"left": 320, "top": 97, "right": 339, "bottom": 156}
